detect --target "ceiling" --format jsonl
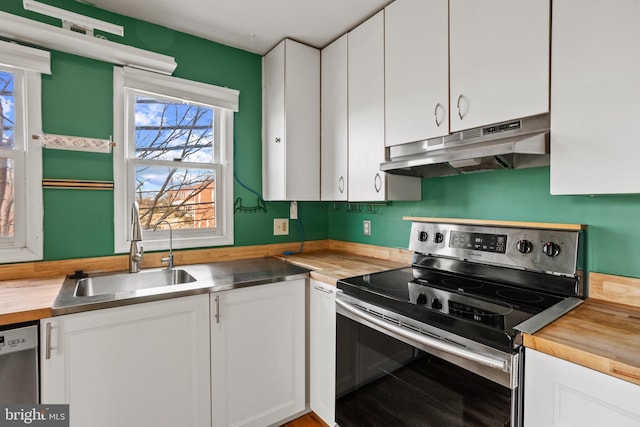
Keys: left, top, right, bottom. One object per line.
{"left": 82, "top": 0, "right": 393, "bottom": 55}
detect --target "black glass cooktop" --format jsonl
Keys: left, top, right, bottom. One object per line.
{"left": 337, "top": 263, "right": 569, "bottom": 352}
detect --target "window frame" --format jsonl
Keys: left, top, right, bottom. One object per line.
{"left": 0, "top": 41, "right": 48, "bottom": 263}
{"left": 113, "top": 67, "right": 237, "bottom": 253}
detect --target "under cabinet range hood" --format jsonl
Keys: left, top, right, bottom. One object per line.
{"left": 381, "top": 114, "right": 550, "bottom": 177}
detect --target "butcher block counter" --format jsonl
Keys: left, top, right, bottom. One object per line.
{"left": 0, "top": 276, "right": 65, "bottom": 326}
{"left": 3, "top": 242, "right": 640, "bottom": 390}
{"left": 0, "top": 241, "right": 411, "bottom": 327}
{"left": 524, "top": 272, "right": 640, "bottom": 386}
{"left": 276, "top": 248, "right": 410, "bottom": 285}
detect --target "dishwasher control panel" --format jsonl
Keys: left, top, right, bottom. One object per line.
{"left": 0, "top": 325, "right": 38, "bottom": 355}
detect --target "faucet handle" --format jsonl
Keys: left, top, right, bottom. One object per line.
{"left": 161, "top": 253, "right": 174, "bottom": 269}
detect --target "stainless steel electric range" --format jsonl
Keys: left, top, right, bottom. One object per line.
{"left": 335, "top": 220, "right": 585, "bottom": 427}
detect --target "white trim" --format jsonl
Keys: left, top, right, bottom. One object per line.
{"left": 0, "top": 40, "right": 50, "bottom": 75}
{"left": 113, "top": 67, "right": 127, "bottom": 252}
{"left": 113, "top": 67, "right": 235, "bottom": 253}
{"left": 0, "top": 70, "right": 43, "bottom": 263}
{"left": 23, "top": 0, "right": 124, "bottom": 36}
{"left": 0, "top": 11, "right": 176, "bottom": 75}
{"left": 122, "top": 67, "right": 239, "bottom": 112}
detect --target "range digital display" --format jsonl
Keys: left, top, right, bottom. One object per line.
{"left": 449, "top": 231, "right": 507, "bottom": 254}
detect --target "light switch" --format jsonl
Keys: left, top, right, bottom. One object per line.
{"left": 274, "top": 218, "right": 289, "bottom": 235}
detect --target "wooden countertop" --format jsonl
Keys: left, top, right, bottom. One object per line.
{"left": 0, "top": 240, "right": 411, "bottom": 326}
{"left": 524, "top": 272, "right": 640, "bottom": 385}
{"left": 0, "top": 276, "right": 65, "bottom": 326}
{"left": 276, "top": 249, "right": 409, "bottom": 285}
{"left": 403, "top": 216, "right": 587, "bottom": 231}
{"left": 4, "top": 243, "right": 639, "bottom": 388}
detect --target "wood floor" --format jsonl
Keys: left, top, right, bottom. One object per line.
{"left": 281, "top": 412, "right": 328, "bottom": 427}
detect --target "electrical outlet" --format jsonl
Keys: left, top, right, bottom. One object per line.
{"left": 290, "top": 201, "right": 298, "bottom": 219}
{"left": 274, "top": 218, "right": 289, "bottom": 235}
{"left": 363, "top": 220, "right": 371, "bottom": 236}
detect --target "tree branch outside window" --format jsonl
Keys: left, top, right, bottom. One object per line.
{"left": 133, "top": 96, "right": 216, "bottom": 231}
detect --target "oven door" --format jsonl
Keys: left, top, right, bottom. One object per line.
{"left": 335, "top": 294, "right": 521, "bottom": 427}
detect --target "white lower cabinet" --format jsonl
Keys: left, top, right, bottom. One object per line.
{"left": 524, "top": 349, "right": 640, "bottom": 427}
{"left": 309, "top": 280, "right": 336, "bottom": 426}
{"left": 40, "top": 294, "right": 211, "bottom": 427}
{"left": 211, "top": 280, "right": 306, "bottom": 427}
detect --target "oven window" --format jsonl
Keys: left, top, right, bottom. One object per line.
{"left": 336, "top": 315, "right": 512, "bottom": 427}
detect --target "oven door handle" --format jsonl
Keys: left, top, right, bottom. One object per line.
{"left": 336, "top": 298, "right": 509, "bottom": 372}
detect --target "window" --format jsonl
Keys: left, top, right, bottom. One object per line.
{"left": 113, "top": 67, "right": 238, "bottom": 252}
{"left": 0, "top": 41, "right": 49, "bottom": 263}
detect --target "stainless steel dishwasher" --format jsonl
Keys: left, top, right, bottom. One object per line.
{"left": 0, "top": 323, "right": 39, "bottom": 404}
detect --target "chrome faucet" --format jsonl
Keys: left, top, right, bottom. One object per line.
{"left": 129, "top": 201, "right": 144, "bottom": 273}
{"left": 154, "top": 220, "right": 174, "bottom": 270}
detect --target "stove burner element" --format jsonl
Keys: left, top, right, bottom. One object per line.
{"left": 496, "top": 288, "right": 545, "bottom": 304}
{"left": 441, "top": 278, "right": 484, "bottom": 291}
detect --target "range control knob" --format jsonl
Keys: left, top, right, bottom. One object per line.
{"left": 516, "top": 239, "right": 533, "bottom": 254}
{"left": 416, "top": 294, "right": 427, "bottom": 305}
{"left": 433, "top": 232, "right": 444, "bottom": 244}
{"left": 542, "top": 242, "right": 561, "bottom": 257}
{"left": 431, "top": 298, "right": 443, "bottom": 310}
{"left": 418, "top": 231, "right": 429, "bottom": 242}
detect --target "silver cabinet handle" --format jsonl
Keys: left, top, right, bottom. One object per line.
{"left": 335, "top": 298, "right": 508, "bottom": 372}
{"left": 434, "top": 103, "right": 444, "bottom": 127}
{"left": 338, "top": 176, "right": 345, "bottom": 194}
{"left": 374, "top": 173, "right": 382, "bottom": 193}
{"left": 45, "top": 322, "right": 52, "bottom": 360}
{"left": 456, "top": 94, "right": 464, "bottom": 120}
{"left": 314, "top": 285, "right": 334, "bottom": 295}
{"left": 214, "top": 295, "right": 220, "bottom": 324}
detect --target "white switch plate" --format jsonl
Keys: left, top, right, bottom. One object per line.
{"left": 274, "top": 218, "right": 289, "bottom": 235}
{"left": 363, "top": 220, "right": 371, "bottom": 236}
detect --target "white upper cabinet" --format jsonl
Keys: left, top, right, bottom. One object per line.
{"left": 550, "top": 0, "right": 640, "bottom": 195}
{"left": 321, "top": 35, "right": 348, "bottom": 201}
{"left": 347, "top": 11, "right": 421, "bottom": 202}
{"left": 385, "top": 0, "right": 449, "bottom": 146}
{"left": 263, "top": 38, "right": 320, "bottom": 201}
{"left": 348, "top": 11, "right": 386, "bottom": 201}
{"left": 449, "top": 0, "right": 550, "bottom": 132}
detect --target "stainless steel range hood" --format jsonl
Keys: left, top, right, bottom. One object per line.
{"left": 381, "top": 114, "right": 550, "bottom": 178}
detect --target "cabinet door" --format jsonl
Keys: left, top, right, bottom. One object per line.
{"left": 524, "top": 349, "right": 640, "bottom": 427}
{"left": 348, "top": 11, "right": 386, "bottom": 202}
{"left": 385, "top": 0, "right": 449, "bottom": 146}
{"left": 550, "top": 0, "right": 640, "bottom": 195}
{"left": 284, "top": 40, "right": 320, "bottom": 201}
{"left": 449, "top": 0, "right": 549, "bottom": 132}
{"left": 211, "top": 280, "right": 306, "bottom": 427}
{"left": 309, "top": 280, "right": 336, "bottom": 426}
{"left": 263, "top": 41, "right": 286, "bottom": 200}
{"left": 40, "top": 295, "right": 211, "bottom": 427}
{"left": 263, "top": 39, "right": 320, "bottom": 201}
{"left": 321, "top": 35, "right": 348, "bottom": 201}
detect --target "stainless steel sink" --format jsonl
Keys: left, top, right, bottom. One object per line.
{"left": 74, "top": 269, "right": 197, "bottom": 297}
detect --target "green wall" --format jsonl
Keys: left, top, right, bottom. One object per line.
{"left": 5, "top": 1, "right": 640, "bottom": 280}
{"left": 1, "top": 0, "right": 329, "bottom": 261}
{"left": 329, "top": 167, "right": 640, "bottom": 278}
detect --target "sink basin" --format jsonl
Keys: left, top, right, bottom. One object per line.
{"left": 74, "top": 269, "right": 197, "bottom": 297}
